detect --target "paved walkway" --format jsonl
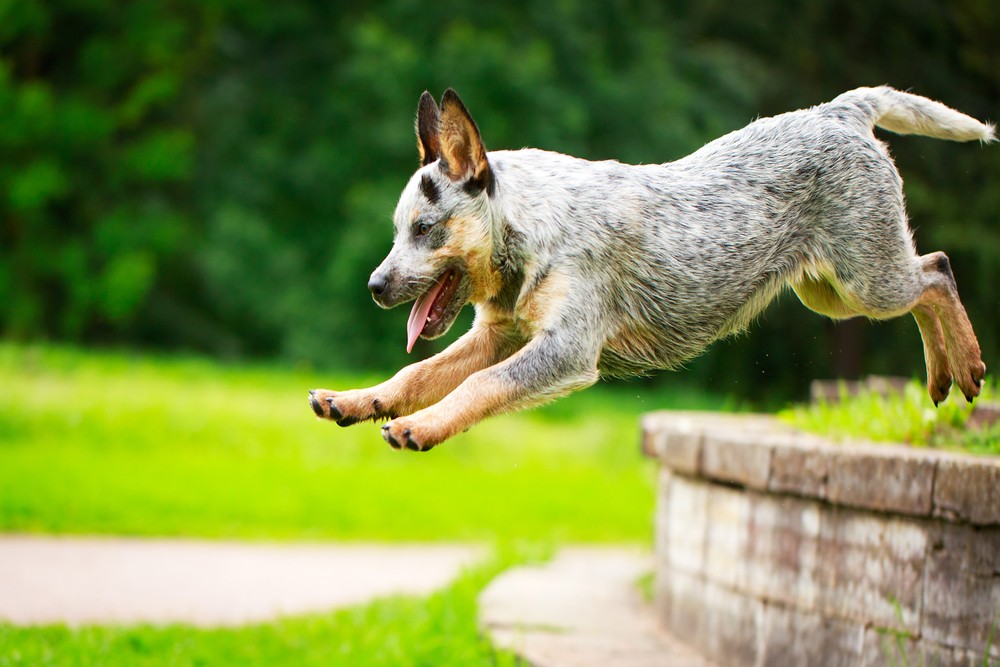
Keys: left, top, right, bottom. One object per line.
{"left": 0, "top": 535, "right": 483, "bottom": 627}
{"left": 479, "top": 547, "right": 717, "bottom": 667}
{"left": 3, "top": 537, "right": 718, "bottom": 665}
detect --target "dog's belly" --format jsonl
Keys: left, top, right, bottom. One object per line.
{"left": 595, "top": 265, "right": 792, "bottom": 378}
{"left": 598, "top": 321, "right": 714, "bottom": 377}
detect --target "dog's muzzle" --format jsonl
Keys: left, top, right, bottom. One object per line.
{"left": 368, "top": 274, "right": 388, "bottom": 298}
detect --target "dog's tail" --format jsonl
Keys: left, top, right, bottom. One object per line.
{"left": 833, "top": 86, "right": 995, "bottom": 143}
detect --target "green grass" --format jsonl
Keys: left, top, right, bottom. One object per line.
{"left": 0, "top": 343, "right": 730, "bottom": 542}
{"left": 0, "top": 343, "right": 734, "bottom": 666}
{"left": 779, "top": 379, "right": 1000, "bottom": 455}
{"left": 0, "top": 548, "right": 536, "bottom": 667}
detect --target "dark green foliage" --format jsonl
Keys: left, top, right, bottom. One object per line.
{"left": 2, "top": 0, "right": 997, "bottom": 400}
{"left": 0, "top": 0, "right": 213, "bottom": 343}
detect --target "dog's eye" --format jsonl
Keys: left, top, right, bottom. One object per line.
{"left": 416, "top": 222, "right": 432, "bottom": 237}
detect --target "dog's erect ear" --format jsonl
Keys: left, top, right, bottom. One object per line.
{"left": 438, "top": 89, "right": 491, "bottom": 190}
{"left": 416, "top": 91, "right": 441, "bottom": 166}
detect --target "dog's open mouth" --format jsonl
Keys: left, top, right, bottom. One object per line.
{"left": 406, "top": 269, "right": 462, "bottom": 353}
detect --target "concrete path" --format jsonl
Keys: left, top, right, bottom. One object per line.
{"left": 479, "top": 547, "right": 717, "bottom": 667}
{"left": 0, "top": 535, "right": 483, "bottom": 627}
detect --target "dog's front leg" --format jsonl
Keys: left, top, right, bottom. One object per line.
{"left": 309, "top": 317, "right": 521, "bottom": 426}
{"left": 380, "top": 330, "right": 600, "bottom": 451}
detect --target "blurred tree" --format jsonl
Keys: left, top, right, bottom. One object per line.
{"left": 1, "top": 0, "right": 997, "bottom": 402}
{"left": 669, "top": 0, "right": 1000, "bottom": 399}
{"left": 189, "top": 0, "right": 766, "bottom": 370}
{"left": 0, "top": 0, "right": 216, "bottom": 342}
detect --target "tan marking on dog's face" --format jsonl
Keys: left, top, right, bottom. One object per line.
{"left": 432, "top": 215, "right": 500, "bottom": 302}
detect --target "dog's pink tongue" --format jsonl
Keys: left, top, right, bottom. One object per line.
{"left": 405, "top": 274, "right": 447, "bottom": 353}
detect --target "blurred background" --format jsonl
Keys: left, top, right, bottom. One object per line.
{"left": 1, "top": 0, "right": 998, "bottom": 403}
{"left": 1, "top": 2, "right": 998, "bottom": 662}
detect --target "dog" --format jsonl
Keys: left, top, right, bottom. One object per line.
{"left": 309, "top": 87, "right": 994, "bottom": 451}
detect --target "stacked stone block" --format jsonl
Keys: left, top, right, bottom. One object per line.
{"left": 644, "top": 412, "right": 1000, "bottom": 667}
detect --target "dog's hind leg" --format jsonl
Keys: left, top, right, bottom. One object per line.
{"left": 792, "top": 268, "right": 959, "bottom": 404}
{"left": 792, "top": 273, "right": 862, "bottom": 320}
{"left": 911, "top": 252, "right": 985, "bottom": 402}
{"left": 910, "top": 303, "right": 953, "bottom": 405}
{"left": 820, "top": 247, "right": 984, "bottom": 403}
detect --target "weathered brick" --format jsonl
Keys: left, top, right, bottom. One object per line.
{"left": 825, "top": 443, "right": 936, "bottom": 516}
{"left": 702, "top": 484, "right": 750, "bottom": 590}
{"left": 700, "top": 430, "right": 773, "bottom": 490}
{"left": 656, "top": 569, "right": 708, "bottom": 651}
{"left": 650, "top": 411, "right": 1000, "bottom": 666}
{"left": 662, "top": 421, "right": 704, "bottom": 474}
{"left": 642, "top": 412, "right": 705, "bottom": 474}
{"left": 967, "top": 401, "right": 1000, "bottom": 432}
{"left": 644, "top": 412, "right": 785, "bottom": 475}
{"left": 660, "top": 475, "right": 709, "bottom": 577}
{"left": 768, "top": 435, "right": 830, "bottom": 499}
{"left": 640, "top": 419, "right": 664, "bottom": 459}
{"left": 743, "top": 492, "right": 821, "bottom": 609}
{"left": 810, "top": 376, "right": 909, "bottom": 404}
{"left": 760, "top": 604, "right": 863, "bottom": 667}
{"left": 699, "top": 578, "right": 761, "bottom": 667}
{"left": 968, "top": 651, "right": 1000, "bottom": 667}
{"left": 654, "top": 469, "right": 674, "bottom": 568}
{"left": 934, "top": 456, "right": 1000, "bottom": 525}
{"left": 815, "top": 507, "right": 928, "bottom": 632}
{"left": 859, "top": 628, "right": 989, "bottom": 667}
{"left": 922, "top": 524, "right": 1000, "bottom": 659}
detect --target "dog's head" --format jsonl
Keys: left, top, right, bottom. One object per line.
{"left": 369, "top": 89, "right": 500, "bottom": 352}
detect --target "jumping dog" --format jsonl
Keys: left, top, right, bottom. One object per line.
{"left": 310, "top": 87, "right": 994, "bottom": 451}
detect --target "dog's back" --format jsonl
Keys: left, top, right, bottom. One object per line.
{"left": 313, "top": 87, "right": 991, "bottom": 450}
{"left": 485, "top": 88, "right": 992, "bottom": 376}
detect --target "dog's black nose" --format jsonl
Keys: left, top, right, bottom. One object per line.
{"left": 368, "top": 274, "right": 388, "bottom": 297}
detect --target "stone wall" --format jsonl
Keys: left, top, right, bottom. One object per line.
{"left": 644, "top": 412, "right": 1000, "bottom": 667}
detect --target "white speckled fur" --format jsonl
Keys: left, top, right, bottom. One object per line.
{"left": 317, "top": 87, "right": 992, "bottom": 449}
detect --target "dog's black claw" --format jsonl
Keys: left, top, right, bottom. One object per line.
{"left": 325, "top": 397, "right": 342, "bottom": 421}
{"left": 336, "top": 416, "right": 360, "bottom": 427}
{"left": 403, "top": 429, "right": 422, "bottom": 451}
{"left": 382, "top": 424, "right": 401, "bottom": 449}
{"left": 309, "top": 395, "right": 324, "bottom": 417}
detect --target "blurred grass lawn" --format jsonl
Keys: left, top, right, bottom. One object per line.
{"left": 0, "top": 552, "right": 526, "bottom": 667}
{"left": 0, "top": 343, "right": 735, "bottom": 666}
{"left": 0, "top": 343, "right": 732, "bottom": 543}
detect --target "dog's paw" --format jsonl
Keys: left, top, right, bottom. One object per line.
{"left": 308, "top": 389, "right": 379, "bottom": 426}
{"left": 929, "top": 376, "right": 953, "bottom": 407}
{"left": 380, "top": 418, "right": 440, "bottom": 452}
{"left": 309, "top": 389, "right": 348, "bottom": 423}
{"left": 956, "top": 360, "right": 986, "bottom": 403}
{"left": 926, "top": 367, "right": 953, "bottom": 407}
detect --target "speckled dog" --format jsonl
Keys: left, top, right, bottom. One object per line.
{"left": 310, "top": 87, "right": 994, "bottom": 451}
